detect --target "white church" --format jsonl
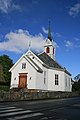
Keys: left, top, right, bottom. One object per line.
{"left": 9, "top": 22, "right": 72, "bottom": 92}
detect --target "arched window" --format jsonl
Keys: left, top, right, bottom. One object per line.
{"left": 46, "top": 47, "right": 50, "bottom": 53}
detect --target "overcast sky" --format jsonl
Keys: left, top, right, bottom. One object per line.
{"left": 0, "top": 0, "right": 80, "bottom": 77}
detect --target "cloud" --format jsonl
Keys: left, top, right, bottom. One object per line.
{"left": 42, "top": 27, "right": 62, "bottom": 39}
{"left": 0, "top": 29, "right": 46, "bottom": 53}
{"left": 42, "top": 27, "right": 48, "bottom": 34}
{"left": 0, "top": 34, "right": 3, "bottom": 42}
{"left": 64, "top": 37, "right": 80, "bottom": 50}
{"left": 54, "top": 42, "right": 59, "bottom": 48}
{"left": 69, "top": 3, "right": 80, "bottom": 17}
{"left": 0, "top": 0, "right": 21, "bottom": 14}
{"left": 74, "top": 37, "right": 80, "bottom": 41}
{"left": 64, "top": 40, "right": 73, "bottom": 48}
{"left": 0, "top": 29, "right": 59, "bottom": 53}
{"left": 55, "top": 32, "right": 62, "bottom": 38}
{"left": 42, "top": 26, "right": 54, "bottom": 37}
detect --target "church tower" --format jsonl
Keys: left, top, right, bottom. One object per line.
{"left": 44, "top": 20, "right": 55, "bottom": 60}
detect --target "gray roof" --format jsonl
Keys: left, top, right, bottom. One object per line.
{"left": 38, "top": 52, "right": 63, "bottom": 69}
{"left": 38, "top": 52, "right": 71, "bottom": 76}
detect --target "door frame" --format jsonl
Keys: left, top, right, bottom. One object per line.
{"left": 18, "top": 73, "right": 27, "bottom": 88}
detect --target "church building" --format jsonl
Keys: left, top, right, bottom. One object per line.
{"left": 9, "top": 22, "right": 72, "bottom": 92}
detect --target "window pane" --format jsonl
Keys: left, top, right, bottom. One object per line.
{"left": 44, "top": 71, "right": 46, "bottom": 84}
{"left": 55, "top": 74, "right": 59, "bottom": 85}
{"left": 22, "top": 63, "right": 26, "bottom": 69}
{"left": 55, "top": 74, "right": 58, "bottom": 79}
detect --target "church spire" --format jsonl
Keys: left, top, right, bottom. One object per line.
{"left": 44, "top": 20, "right": 56, "bottom": 60}
{"left": 48, "top": 19, "right": 52, "bottom": 41}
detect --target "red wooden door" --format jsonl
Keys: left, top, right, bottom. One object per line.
{"left": 18, "top": 73, "right": 27, "bottom": 88}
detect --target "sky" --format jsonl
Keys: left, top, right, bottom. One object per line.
{"left": 0, "top": 0, "right": 80, "bottom": 78}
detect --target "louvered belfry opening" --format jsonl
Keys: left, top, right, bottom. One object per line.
{"left": 46, "top": 47, "right": 50, "bottom": 53}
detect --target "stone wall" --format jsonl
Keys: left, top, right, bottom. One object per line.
{"left": 0, "top": 89, "right": 80, "bottom": 102}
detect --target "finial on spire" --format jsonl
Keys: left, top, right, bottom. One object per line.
{"left": 29, "top": 40, "right": 31, "bottom": 50}
{"left": 48, "top": 18, "right": 52, "bottom": 41}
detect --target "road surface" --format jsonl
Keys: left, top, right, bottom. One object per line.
{"left": 0, "top": 97, "right": 80, "bottom": 120}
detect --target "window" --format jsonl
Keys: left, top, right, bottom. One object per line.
{"left": 30, "top": 77, "right": 32, "bottom": 80}
{"left": 32, "top": 56, "right": 34, "bottom": 59}
{"left": 55, "top": 74, "right": 59, "bottom": 85}
{"left": 69, "top": 78, "right": 71, "bottom": 87}
{"left": 46, "top": 47, "right": 50, "bottom": 53}
{"left": 22, "top": 63, "right": 26, "bottom": 69}
{"left": 44, "top": 71, "right": 47, "bottom": 84}
{"left": 65, "top": 76, "right": 67, "bottom": 86}
{"left": 53, "top": 48, "right": 54, "bottom": 54}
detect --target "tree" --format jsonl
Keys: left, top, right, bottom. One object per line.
{"left": 0, "top": 64, "right": 5, "bottom": 82}
{"left": 0, "top": 55, "right": 13, "bottom": 83}
{"left": 72, "top": 79, "right": 80, "bottom": 91}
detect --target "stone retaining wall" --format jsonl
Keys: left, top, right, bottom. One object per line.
{"left": 0, "top": 89, "right": 80, "bottom": 102}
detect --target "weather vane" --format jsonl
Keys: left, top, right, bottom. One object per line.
{"left": 29, "top": 40, "right": 31, "bottom": 50}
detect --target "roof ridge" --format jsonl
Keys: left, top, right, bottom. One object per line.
{"left": 38, "top": 52, "right": 45, "bottom": 56}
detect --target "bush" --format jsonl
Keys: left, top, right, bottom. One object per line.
{"left": 0, "top": 85, "right": 10, "bottom": 91}
{"left": 72, "top": 79, "right": 80, "bottom": 91}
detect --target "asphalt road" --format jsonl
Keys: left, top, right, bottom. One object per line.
{"left": 0, "top": 96, "right": 80, "bottom": 120}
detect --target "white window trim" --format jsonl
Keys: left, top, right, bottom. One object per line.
{"left": 55, "top": 74, "right": 59, "bottom": 85}
{"left": 22, "top": 63, "right": 26, "bottom": 69}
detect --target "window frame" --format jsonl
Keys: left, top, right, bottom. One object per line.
{"left": 65, "top": 76, "right": 67, "bottom": 87}
{"left": 44, "top": 71, "right": 47, "bottom": 84}
{"left": 55, "top": 74, "right": 59, "bottom": 85}
{"left": 68, "top": 78, "right": 71, "bottom": 87}
{"left": 22, "top": 63, "right": 26, "bottom": 69}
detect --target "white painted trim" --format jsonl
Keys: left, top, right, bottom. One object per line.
{"left": 9, "top": 50, "right": 43, "bottom": 72}
{"left": 25, "top": 50, "right": 44, "bottom": 64}
{"left": 9, "top": 54, "right": 25, "bottom": 72}
{"left": 24, "top": 56, "right": 39, "bottom": 71}
{"left": 9, "top": 54, "right": 41, "bottom": 73}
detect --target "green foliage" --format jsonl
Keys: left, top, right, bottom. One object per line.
{"left": 0, "top": 64, "right": 4, "bottom": 82}
{"left": 72, "top": 79, "right": 80, "bottom": 91}
{"left": 0, "top": 54, "right": 13, "bottom": 82}
{"left": 0, "top": 85, "right": 10, "bottom": 91}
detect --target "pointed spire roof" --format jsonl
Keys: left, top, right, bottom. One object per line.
{"left": 48, "top": 19, "right": 52, "bottom": 41}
